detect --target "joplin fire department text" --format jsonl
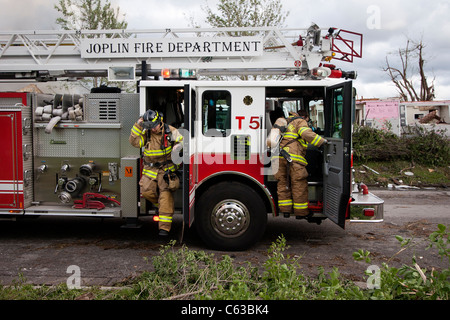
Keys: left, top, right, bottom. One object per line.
{"left": 81, "top": 37, "right": 263, "bottom": 58}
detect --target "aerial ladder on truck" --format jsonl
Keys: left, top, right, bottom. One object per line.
{"left": 0, "top": 25, "right": 362, "bottom": 80}
{"left": 0, "top": 25, "right": 383, "bottom": 250}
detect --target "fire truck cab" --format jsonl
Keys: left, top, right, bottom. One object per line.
{"left": 138, "top": 78, "right": 355, "bottom": 250}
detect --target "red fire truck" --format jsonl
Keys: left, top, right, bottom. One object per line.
{"left": 0, "top": 26, "right": 383, "bottom": 250}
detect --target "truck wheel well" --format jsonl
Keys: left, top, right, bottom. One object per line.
{"left": 195, "top": 173, "right": 273, "bottom": 214}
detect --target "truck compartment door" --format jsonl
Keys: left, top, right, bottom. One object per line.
{"left": 0, "top": 111, "right": 22, "bottom": 210}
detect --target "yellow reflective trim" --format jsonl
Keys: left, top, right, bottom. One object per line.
{"left": 294, "top": 202, "right": 308, "bottom": 209}
{"left": 131, "top": 127, "right": 142, "bottom": 136}
{"left": 298, "top": 127, "right": 309, "bottom": 135}
{"left": 144, "top": 146, "right": 173, "bottom": 156}
{"left": 163, "top": 165, "right": 178, "bottom": 172}
{"left": 299, "top": 139, "right": 308, "bottom": 148}
{"left": 132, "top": 125, "right": 143, "bottom": 134}
{"left": 159, "top": 215, "right": 172, "bottom": 223}
{"left": 142, "top": 169, "right": 157, "bottom": 179}
{"left": 311, "top": 135, "right": 321, "bottom": 146}
{"left": 143, "top": 165, "right": 177, "bottom": 177}
{"left": 278, "top": 200, "right": 293, "bottom": 206}
{"left": 133, "top": 124, "right": 144, "bottom": 134}
{"left": 290, "top": 154, "right": 308, "bottom": 165}
{"left": 284, "top": 132, "right": 299, "bottom": 139}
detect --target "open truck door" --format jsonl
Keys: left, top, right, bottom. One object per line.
{"left": 182, "top": 84, "right": 197, "bottom": 229}
{"left": 323, "top": 81, "right": 353, "bottom": 228}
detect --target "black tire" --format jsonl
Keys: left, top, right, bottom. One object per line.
{"left": 195, "top": 181, "right": 267, "bottom": 251}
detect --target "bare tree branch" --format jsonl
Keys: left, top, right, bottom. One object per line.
{"left": 383, "top": 37, "right": 435, "bottom": 101}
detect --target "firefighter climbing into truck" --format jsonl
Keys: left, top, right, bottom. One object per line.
{"left": 270, "top": 109, "right": 327, "bottom": 219}
{"left": 0, "top": 25, "right": 384, "bottom": 250}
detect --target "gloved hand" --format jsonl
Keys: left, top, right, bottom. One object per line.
{"left": 171, "top": 143, "right": 184, "bottom": 165}
{"left": 319, "top": 139, "right": 328, "bottom": 152}
{"left": 172, "top": 143, "right": 183, "bottom": 153}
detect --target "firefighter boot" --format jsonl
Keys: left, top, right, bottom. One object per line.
{"left": 295, "top": 209, "right": 312, "bottom": 219}
{"left": 159, "top": 229, "right": 169, "bottom": 236}
{"left": 158, "top": 212, "right": 172, "bottom": 236}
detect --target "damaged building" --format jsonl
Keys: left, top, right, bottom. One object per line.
{"left": 355, "top": 99, "right": 449, "bottom": 136}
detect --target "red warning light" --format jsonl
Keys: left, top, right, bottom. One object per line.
{"left": 161, "top": 69, "right": 171, "bottom": 78}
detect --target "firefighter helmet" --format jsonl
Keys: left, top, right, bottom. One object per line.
{"left": 142, "top": 109, "right": 162, "bottom": 129}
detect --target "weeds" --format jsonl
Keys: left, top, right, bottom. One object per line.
{"left": 1, "top": 225, "right": 448, "bottom": 300}
{"left": 352, "top": 125, "right": 409, "bottom": 162}
{"left": 353, "top": 124, "right": 449, "bottom": 166}
{"left": 357, "top": 224, "right": 450, "bottom": 300}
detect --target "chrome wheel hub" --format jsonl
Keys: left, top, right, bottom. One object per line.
{"left": 211, "top": 199, "right": 250, "bottom": 238}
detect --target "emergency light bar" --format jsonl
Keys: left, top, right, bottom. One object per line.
{"left": 161, "top": 68, "right": 197, "bottom": 80}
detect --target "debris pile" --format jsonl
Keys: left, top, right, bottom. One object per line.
{"left": 354, "top": 162, "right": 450, "bottom": 190}
{"left": 419, "top": 110, "right": 442, "bottom": 124}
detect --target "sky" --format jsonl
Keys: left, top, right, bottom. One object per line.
{"left": 0, "top": 0, "right": 449, "bottom": 100}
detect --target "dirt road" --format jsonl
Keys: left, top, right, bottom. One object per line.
{"left": 0, "top": 189, "right": 448, "bottom": 287}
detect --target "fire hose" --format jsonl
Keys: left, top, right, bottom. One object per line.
{"left": 73, "top": 192, "right": 121, "bottom": 210}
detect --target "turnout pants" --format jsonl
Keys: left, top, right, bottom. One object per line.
{"left": 273, "top": 158, "right": 310, "bottom": 216}
{"left": 139, "top": 167, "right": 175, "bottom": 232}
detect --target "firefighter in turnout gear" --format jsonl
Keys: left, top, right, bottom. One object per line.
{"left": 129, "top": 109, "right": 183, "bottom": 236}
{"left": 273, "top": 110, "right": 326, "bottom": 218}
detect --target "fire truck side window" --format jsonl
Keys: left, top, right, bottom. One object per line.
{"left": 309, "top": 100, "right": 325, "bottom": 135}
{"left": 202, "top": 90, "right": 231, "bottom": 137}
{"left": 331, "top": 89, "right": 344, "bottom": 138}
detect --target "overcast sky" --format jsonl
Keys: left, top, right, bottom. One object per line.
{"left": 0, "top": 0, "right": 449, "bottom": 100}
